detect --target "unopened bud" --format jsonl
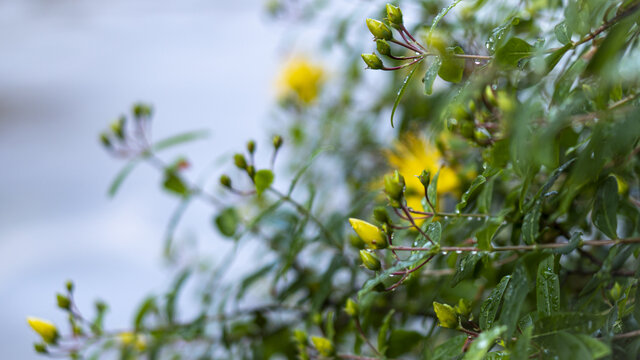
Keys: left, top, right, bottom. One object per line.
{"left": 418, "top": 170, "right": 431, "bottom": 188}
{"left": 246, "top": 140, "right": 256, "bottom": 154}
{"left": 384, "top": 170, "right": 405, "bottom": 203}
{"left": 474, "top": 127, "right": 492, "bottom": 144}
{"left": 360, "top": 250, "right": 382, "bottom": 271}
{"left": 311, "top": 336, "right": 335, "bottom": 357}
{"left": 219, "top": 175, "right": 232, "bottom": 188}
{"left": 132, "top": 103, "right": 153, "bottom": 119}
{"left": 373, "top": 207, "right": 391, "bottom": 224}
{"left": 233, "top": 154, "right": 248, "bottom": 170}
{"left": 361, "top": 53, "right": 384, "bottom": 70}
{"left": 110, "top": 116, "right": 126, "bottom": 140}
{"left": 376, "top": 39, "right": 391, "bottom": 56}
{"left": 433, "top": 302, "right": 458, "bottom": 329}
{"left": 386, "top": 4, "right": 403, "bottom": 27}
{"left": 366, "top": 18, "right": 393, "bottom": 40}
{"left": 33, "top": 343, "right": 48, "bottom": 354}
{"left": 349, "top": 234, "right": 365, "bottom": 249}
{"left": 246, "top": 165, "right": 256, "bottom": 179}
{"left": 27, "top": 317, "right": 59, "bottom": 344}
{"left": 65, "top": 280, "right": 74, "bottom": 293}
{"left": 349, "top": 218, "right": 388, "bottom": 249}
{"left": 272, "top": 135, "right": 283, "bottom": 150}
{"left": 100, "top": 133, "right": 112, "bottom": 149}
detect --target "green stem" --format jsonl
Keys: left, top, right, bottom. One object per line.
{"left": 390, "top": 238, "right": 640, "bottom": 252}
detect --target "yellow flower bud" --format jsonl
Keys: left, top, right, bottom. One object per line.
{"left": 386, "top": 4, "right": 403, "bottom": 28}
{"left": 311, "top": 336, "right": 334, "bottom": 356}
{"left": 433, "top": 302, "right": 458, "bottom": 329}
{"left": 344, "top": 298, "right": 359, "bottom": 317}
{"left": 349, "top": 218, "right": 388, "bottom": 249}
{"left": 361, "top": 53, "right": 384, "bottom": 70}
{"left": 366, "top": 18, "right": 393, "bottom": 40}
{"left": 27, "top": 317, "right": 59, "bottom": 344}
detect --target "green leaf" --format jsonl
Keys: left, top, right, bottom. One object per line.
{"left": 538, "top": 332, "right": 592, "bottom": 359}
{"left": 423, "top": 57, "right": 442, "bottom": 95}
{"left": 522, "top": 200, "right": 541, "bottom": 245}
{"left": 386, "top": 330, "right": 423, "bottom": 357}
{"left": 498, "top": 265, "right": 529, "bottom": 339}
{"left": 165, "top": 269, "right": 191, "bottom": 324}
{"left": 438, "top": 46, "right": 465, "bottom": 83}
{"left": 456, "top": 175, "right": 486, "bottom": 211}
{"left": 536, "top": 255, "right": 560, "bottom": 317}
{"left": 163, "top": 171, "right": 190, "bottom": 196}
{"left": 452, "top": 252, "right": 482, "bottom": 287}
{"left": 107, "top": 160, "right": 140, "bottom": 197}
{"left": 586, "top": 12, "right": 640, "bottom": 75}
{"left": 151, "top": 130, "right": 209, "bottom": 152}
{"left": 378, "top": 309, "right": 395, "bottom": 355}
{"left": 534, "top": 312, "right": 603, "bottom": 335}
{"left": 390, "top": 65, "right": 419, "bottom": 128}
{"left": 543, "top": 43, "right": 573, "bottom": 75}
{"left": 134, "top": 297, "right": 157, "bottom": 331}
{"left": 495, "top": 38, "right": 533, "bottom": 67}
{"left": 476, "top": 219, "right": 501, "bottom": 251}
{"left": 574, "top": 335, "right": 611, "bottom": 359}
{"left": 554, "top": 21, "right": 572, "bottom": 45}
{"left": 479, "top": 275, "right": 511, "bottom": 330}
{"left": 254, "top": 169, "right": 274, "bottom": 196}
{"left": 553, "top": 232, "right": 582, "bottom": 255}
{"left": 463, "top": 325, "right": 506, "bottom": 360}
{"left": 215, "top": 207, "right": 240, "bottom": 238}
{"left": 511, "top": 326, "right": 533, "bottom": 360}
{"left": 426, "top": 169, "right": 441, "bottom": 213}
{"left": 592, "top": 176, "right": 619, "bottom": 239}
{"left": 430, "top": 0, "right": 463, "bottom": 34}
{"left": 432, "top": 335, "right": 466, "bottom": 360}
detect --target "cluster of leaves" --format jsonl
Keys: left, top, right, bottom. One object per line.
{"left": 29, "top": 0, "right": 640, "bottom": 359}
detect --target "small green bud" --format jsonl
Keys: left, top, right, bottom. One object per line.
{"left": 359, "top": 250, "right": 382, "bottom": 271}
{"left": 373, "top": 206, "right": 391, "bottom": 224}
{"left": 246, "top": 165, "right": 256, "bottom": 179}
{"left": 344, "top": 298, "right": 359, "bottom": 317}
{"left": 246, "top": 140, "right": 256, "bottom": 154}
{"left": 609, "top": 282, "right": 622, "bottom": 302}
{"left": 484, "top": 85, "right": 497, "bottom": 106}
{"left": 110, "top": 116, "right": 126, "bottom": 140}
{"left": 433, "top": 302, "right": 458, "bottom": 329}
{"left": 219, "top": 175, "right": 232, "bottom": 189}
{"left": 418, "top": 170, "right": 431, "bottom": 188}
{"left": 376, "top": 39, "right": 391, "bottom": 56}
{"left": 366, "top": 18, "right": 393, "bottom": 40}
{"left": 293, "top": 329, "right": 308, "bottom": 345}
{"left": 468, "top": 100, "right": 476, "bottom": 113}
{"left": 386, "top": 4, "right": 403, "bottom": 27}
{"left": 65, "top": 280, "right": 74, "bottom": 293}
{"left": 95, "top": 300, "right": 108, "bottom": 313}
{"left": 272, "top": 135, "right": 283, "bottom": 150}
{"left": 33, "top": 343, "right": 48, "bottom": 354}
{"left": 99, "top": 133, "right": 112, "bottom": 149}
{"left": 56, "top": 294, "right": 71, "bottom": 310}
{"left": 454, "top": 299, "right": 471, "bottom": 317}
{"left": 132, "top": 103, "right": 153, "bottom": 119}
{"left": 233, "top": 154, "right": 248, "bottom": 169}
{"left": 460, "top": 122, "right": 475, "bottom": 139}
{"left": 349, "top": 234, "right": 365, "bottom": 249}
{"left": 384, "top": 170, "right": 405, "bottom": 203}
{"left": 311, "top": 336, "right": 334, "bottom": 357}
{"left": 361, "top": 53, "right": 384, "bottom": 70}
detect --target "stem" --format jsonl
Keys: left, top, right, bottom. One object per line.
{"left": 268, "top": 188, "right": 341, "bottom": 248}
{"left": 401, "top": 204, "right": 434, "bottom": 245}
{"left": 400, "top": 25, "right": 428, "bottom": 52}
{"left": 382, "top": 57, "right": 424, "bottom": 71}
{"left": 390, "top": 237, "right": 640, "bottom": 252}
{"left": 389, "top": 39, "right": 422, "bottom": 53}
{"left": 574, "top": 2, "right": 640, "bottom": 47}
{"left": 354, "top": 318, "right": 383, "bottom": 357}
{"left": 408, "top": 208, "right": 491, "bottom": 218}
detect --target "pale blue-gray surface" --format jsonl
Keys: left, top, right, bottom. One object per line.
{"left": 0, "top": 1, "right": 296, "bottom": 358}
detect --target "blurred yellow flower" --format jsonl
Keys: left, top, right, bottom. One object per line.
{"left": 276, "top": 57, "right": 325, "bottom": 104}
{"left": 27, "top": 316, "right": 59, "bottom": 344}
{"left": 385, "top": 134, "right": 460, "bottom": 212}
{"left": 118, "top": 331, "right": 147, "bottom": 351}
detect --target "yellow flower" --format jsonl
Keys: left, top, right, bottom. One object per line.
{"left": 118, "top": 331, "right": 147, "bottom": 351}
{"left": 27, "top": 316, "right": 59, "bottom": 344}
{"left": 276, "top": 57, "right": 325, "bottom": 104}
{"left": 433, "top": 302, "right": 458, "bottom": 329}
{"left": 385, "top": 134, "right": 460, "bottom": 212}
{"left": 349, "top": 218, "right": 388, "bottom": 249}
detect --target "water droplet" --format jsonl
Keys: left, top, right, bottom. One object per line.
{"left": 443, "top": 216, "right": 450, "bottom": 220}
{"left": 471, "top": 251, "right": 478, "bottom": 255}
{"left": 474, "top": 59, "right": 481, "bottom": 65}
{"left": 456, "top": 250, "right": 462, "bottom": 254}
{"left": 467, "top": 217, "right": 473, "bottom": 221}
{"left": 441, "top": 251, "right": 448, "bottom": 255}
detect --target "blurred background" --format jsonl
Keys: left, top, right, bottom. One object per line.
{"left": 0, "top": 0, "right": 319, "bottom": 357}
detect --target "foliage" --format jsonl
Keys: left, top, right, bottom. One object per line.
{"left": 29, "top": 0, "right": 640, "bottom": 359}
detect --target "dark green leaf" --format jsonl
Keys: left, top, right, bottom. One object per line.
{"left": 574, "top": 334, "right": 611, "bottom": 359}
{"left": 592, "top": 176, "right": 619, "bottom": 239}
{"left": 480, "top": 275, "right": 511, "bottom": 330}
{"left": 456, "top": 175, "right": 486, "bottom": 211}
{"left": 425, "top": 169, "right": 441, "bottom": 213}
{"left": 534, "top": 312, "right": 603, "bottom": 335}
{"left": 432, "top": 335, "right": 466, "bottom": 360}
{"left": 386, "top": 330, "right": 423, "bottom": 357}
{"left": 536, "top": 255, "right": 560, "bottom": 317}
{"left": 378, "top": 309, "right": 395, "bottom": 355}
{"left": 538, "top": 332, "right": 592, "bottom": 359}
{"left": 553, "top": 232, "right": 582, "bottom": 255}
{"left": 554, "top": 21, "right": 572, "bottom": 45}
{"left": 163, "top": 171, "right": 190, "bottom": 196}
{"left": 423, "top": 58, "right": 442, "bottom": 95}
{"left": 498, "top": 265, "right": 529, "bottom": 339}
{"left": 134, "top": 297, "right": 157, "bottom": 331}
{"left": 452, "top": 252, "right": 482, "bottom": 287}
{"left": 511, "top": 326, "right": 533, "bottom": 360}
{"left": 522, "top": 200, "right": 541, "bottom": 245}
{"left": 463, "top": 325, "right": 505, "bottom": 360}
{"left": 476, "top": 219, "right": 501, "bottom": 251}
{"left": 390, "top": 65, "right": 419, "bottom": 128}
{"left": 495, "top": 38, "right": 534, "bottom": 67}
{"left": 254, "top": 169, "right": 274, "bottom": 196}
{"left": 165, "top": 269, "right": 191, "bottom": 323}
{"left": 215, "top": 207, "right": 240, "bottom": 238}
